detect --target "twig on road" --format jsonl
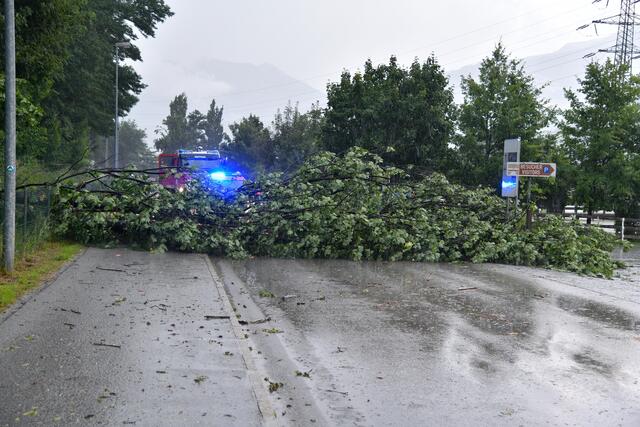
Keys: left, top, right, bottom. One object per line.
{"left": 92, "top": 342, "right": 121, "bottom": 349}
{"left": 96, "top": 267, "right": 127, "bottom": 273}
{"left": 58, "top": 308, "right": 81, "bottom": 315}
{"left": 322, "top": 388, "right": 348, "bottom": 396}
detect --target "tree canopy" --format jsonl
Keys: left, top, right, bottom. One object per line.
{"left": 456, "top": 44, "right": 554, "bottom": 188}
{"left": 155, "top": 94, "right": 228, "bottom": 153}
{"left": 323, "top": 56, "right": 456, "bottom": 174}
{"left": 561, "top": 60, "right": 640, "bottom": 217}
{"left": 223, "top": 115, "right": 273, "bottom": 176}
{"left": 0, "top": 0, "right": 172, "bottom": 171}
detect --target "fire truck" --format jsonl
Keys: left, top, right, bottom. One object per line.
{"left": 158, "top": 149, "right": 245, "bottom": 192}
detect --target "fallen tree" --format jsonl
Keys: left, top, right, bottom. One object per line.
{"left": 51, "top": 148, "right": 626, "bottom": 277}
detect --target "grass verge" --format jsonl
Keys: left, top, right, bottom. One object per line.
{"left": 0, "top": 241, "right": 83, "bottom": 313}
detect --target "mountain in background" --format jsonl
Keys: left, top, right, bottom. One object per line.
{"left": 129, "top": 59, "right": 324, "bottom": 145}
{"left": 449, "top": 35, "right": 616, "bottom": 108}
{"left": 130, "top": 36, "right": 616, "bottom": 146}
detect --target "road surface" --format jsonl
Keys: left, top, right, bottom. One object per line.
{"left": 0, "top": 248, "right": 269, "bottom": 426}
{"left": 1, "top": 246, "right": 639, "bottom": 426}
{"left": 212, "top": 245, "right": 640, "bottom": 426}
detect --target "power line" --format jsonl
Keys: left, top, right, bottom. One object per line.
{"left": 580, "top": 0, "right": 640, "bottom": 78}
{"left": 134, "top": 5, "right": 609, "bottom": 127}
{"left": 151, "top": 4, "right": 595, "bottom": 105}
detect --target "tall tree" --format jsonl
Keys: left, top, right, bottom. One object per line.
{"left": 0, "top": 0, "right": 173, "bottom": 169}
{"left": 323, "top": 55, "right": 456, "bottom": 174}
{"left": 456, "top": 44, "right": 553, "bottom": 188}
{"left": 561, "top": 60, "right": 640, "bottom": 217}
{"left": 0, "top": 0, "right": 88, "bottom": 164}
{"left": 50, "top": 0, "right": 173, "bottom": 135}
{"left": 272, "top": 102, "right": 323, "bottom": 173}
{"left": 155, "top": 94, "right": 193, "bottom": 153}
{"left": 202, "top": 99, "right": 226, "bottom": 149}
{"left": 118, "top": 120, "right": 156, "bottom": 169}
{"left": 223, "top": 115, "right": 273, "bottom": 176}
{"left": 155, "top": 94, "right": 227, "bottom": 152}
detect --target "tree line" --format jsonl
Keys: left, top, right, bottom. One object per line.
{"left": 155, "top": 44, "right": 640, "bottom": 218}
{"left": 3, "top": 1, "right": 637, "bottom": 219}
{"left": 0, "top": 0, "right": 172, "bottom": 178}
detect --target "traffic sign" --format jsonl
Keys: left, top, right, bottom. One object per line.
{"left": 506, "top": 162, "right": 556, "bottom": 178}
{"left": 502, "top": 139, "right": 521, "bottom": 198}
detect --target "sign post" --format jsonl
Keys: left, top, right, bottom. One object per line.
{"left": 506, "top": 162, "right": 556, "bottom": 178}
{"left": 507, "top": 162, "right": 558, "bottom": 229}
{"left": 502, "top": 139, "right": 521, "bottom": 221}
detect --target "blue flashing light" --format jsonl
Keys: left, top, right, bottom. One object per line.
{"left": 501, "top": 175, "right": 518, "bottom": 198}
{"left": 210, "top": 171, "right": 227, "bottom": 181}
{"left": 501, "top": 177, "right": 517, "bottom": 189}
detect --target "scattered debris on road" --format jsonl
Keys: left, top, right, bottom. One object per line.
{"left": 22, "top": 407, "right": 38, "bottom": 417}
{"left": 295, "top": 370, "right": 312, "bottom": 378}
{"left": 204, "top": 315, "right": 230, "bottom": 320}
{"left": 265, "top": 378, "right": 284, "bottom": 393}
{"left": 322, "top": 388, "right": 348, "bottom": 396}
{"left": 96, "top": 267, "right": 127, "bottom": 273}
{"left": 194, "top": 375, "right": 208, "bottom": 384}
{"left": 92, "top": 342, "right": 121, "bottom": 349}
{"left": 57, "top": 307, "right": 81, "bottom": 315}
{"left": 112, "top": 296, "right": 127, "bottom": 305}
{"left": 259, "top": 289, "right": 275, "bottom": 298}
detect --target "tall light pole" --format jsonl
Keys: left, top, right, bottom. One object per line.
{"left": 114, "top": 41, "right": 131, "bottom": 169}
{"left": 4, "top": 0, "right": 17, "bottom": 272}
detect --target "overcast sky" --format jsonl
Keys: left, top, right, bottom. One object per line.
{"left": 129, "top": 0, "right": 618, "bottom": 141}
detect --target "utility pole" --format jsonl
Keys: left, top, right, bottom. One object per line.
{"left": 581, "top": 0, "right": 640, "bottom": 80}
{"left": 114, "top": 41, "right": 131, "bottom": 169}
{"left": 4, "top": 0, "right": 17, "bottom": 272}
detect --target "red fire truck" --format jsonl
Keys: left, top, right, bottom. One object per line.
{"left": 158, "top": 149, "right": 245, "bottom": 192}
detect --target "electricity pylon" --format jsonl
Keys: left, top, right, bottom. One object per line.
{"left": 579, "top": 0, "right": 640, "bottom": 79}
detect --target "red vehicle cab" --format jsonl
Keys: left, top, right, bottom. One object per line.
{"left": 158, "top": 150, "right": 245, "bottom": 192}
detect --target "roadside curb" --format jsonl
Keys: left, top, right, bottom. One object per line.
{"left": 0, "top": 247, "right": 87, "bottom": 325}
{"left": 204, "top": 255, "right": 278, "bottom": 427}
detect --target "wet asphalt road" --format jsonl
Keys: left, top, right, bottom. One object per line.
{"left": 1, "top": 246, "right": 639, "bottom": 426}
{"left": 213, "top": 245, "right": 640, "bottom": 426}
{"left": 0, "top": 249, "right": 264, "bottom": 426}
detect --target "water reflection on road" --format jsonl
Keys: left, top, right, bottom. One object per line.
{"left": 221, "top": 256, "right": 640, "bottom": 426}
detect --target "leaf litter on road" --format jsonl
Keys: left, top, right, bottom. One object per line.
{"left": 295, "top": 370, "right": 312, "bottom": 378}
{"left": 194, "top": 375, "right": 208, "bottom": 384}
{"left": 264, "top": 378, "right": 284, "bottom": 393}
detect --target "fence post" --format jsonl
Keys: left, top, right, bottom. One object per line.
{"left": 46, "top": 185, "right": 51, "bottom": 215}
{"left": 622, "top": 217, "right": 625, "bottom": 241}
{"left": 22, "top": 187, "right": 27, "bottom": 254}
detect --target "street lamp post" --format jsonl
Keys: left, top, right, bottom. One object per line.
{"left": 3, "top": 0, "right": 16, "bottom": 272}
{"left": 114, "top": 41, "right": 131, "bottom": 169}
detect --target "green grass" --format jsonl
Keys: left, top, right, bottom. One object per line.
{"left": 0, "top": 241, "right": 83, "bottom": 313}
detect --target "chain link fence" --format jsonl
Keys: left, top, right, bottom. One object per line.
{"left": 0, "top": 185, "right": 54, "bottom": 258}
